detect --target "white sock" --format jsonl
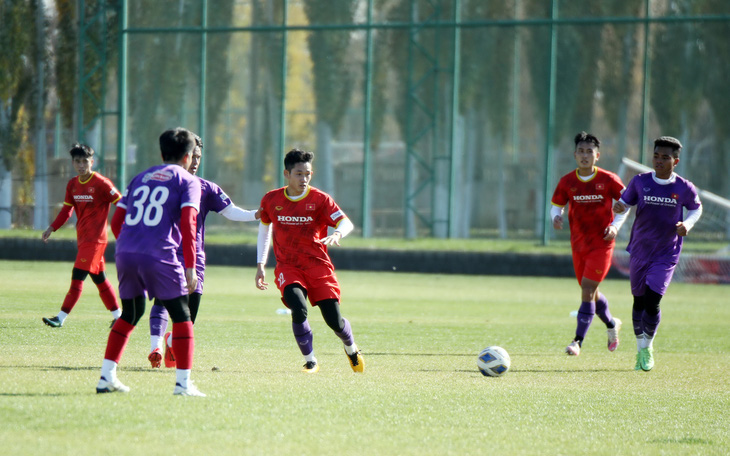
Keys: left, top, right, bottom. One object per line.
{"left": 101, "top": 359, "right": 118, "bottom": 382}
{"left": 304, "top": 352, "right": 317, "bottom": 363}
{"left": 111, "top": 309, "right": 122, "bottom": 319}
{"left": 176, "top": 369, "right": 191, "bottom": 388}
{"left": 166, "top": 332, "right": 173, "bottom": 348}
{"left": 644, "top": 332, "right": 655, "bottom": 349}
{"left": 150, "top": 335, "right": 163, "bottom": 352}
{"left": 344, "top": 343, "right": 359, "bottom": 356}
{"left": 57, "top": 311, "right": 69, "bottom": 323}
{"left": 636, "top": 334, "right": 644, "bottom": 351}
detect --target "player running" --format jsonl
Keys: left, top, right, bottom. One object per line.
{"left": 96, "top": 127, "right": 204, "bottom": 396}
{"left": 147, "top": 133, "right": 260, "bottom": 369}
{"left": 41, "top": 144, "right": 122, "bottom": 328}
{"left": 255, "top": 148, "right": 364, "bottom": 374}
{"left": 613, "top": 136, "right": 702, "bottom": 372}
{"left": 550, "top": 132, "right": 628, "bottom": 356}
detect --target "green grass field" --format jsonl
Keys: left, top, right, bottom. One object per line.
{"left": 1, "top": 260, "right": 728, "bottom": 455}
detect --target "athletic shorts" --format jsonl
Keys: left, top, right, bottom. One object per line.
{"left": 75, "top": 242, "right": 107, "bottom": 275}
{"left": 571, "top": 244, "right": 614, "bottom": 283}
{"left": 274, "top": 263, "right": 341, "bottom": 306}
{"left": 116, "top": 252, "right": 187, "bottom": 301}
{"left": 629, "top": 256, "right": 676, "bottom": 296}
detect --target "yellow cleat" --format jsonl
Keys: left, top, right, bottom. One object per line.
{"left": 346, "top": 349, "right": 364, "bottom": 373}
{"left": 302, "top": 361, "right": 320, "bottom": 373}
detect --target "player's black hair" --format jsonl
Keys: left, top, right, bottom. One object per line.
{"left": 69, "top": 143, "right": 94, "bottom": 159}
{"left": 574, "top": 131, "right": 600, "bottom": 148}
{"left": 159, "top": 128, "right": 196, "bottom": 162}
{"left": 284, "top": 148, "right": 314, "bottom": 171}
{"left": 654, "top": 136, "right": 682, "bottom": 157}
{"left": 193, "top": 133, "right": 203, "bottom": 150}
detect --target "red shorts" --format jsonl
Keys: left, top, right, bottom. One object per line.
{"left": 572, "top": 245, "right": 613, "bottom": 283}
{"left": 75, "top": 242, "right": 107, "bottom": 275}
{"left": 274, "top": 264, "right": 341, "bottom": 306}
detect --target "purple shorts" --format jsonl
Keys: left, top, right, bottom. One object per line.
{"left": 629, "top": 256, "right": 677, "bottom": 296}
{"left": 116, "top": 252, "right": 187, "bottom": 301}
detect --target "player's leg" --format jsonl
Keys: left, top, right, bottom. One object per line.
{"left": 89, "top": 270, "right": 122, "bottom": 325}
{"left": 157, "top": 293, "right": 200, "bottom": 369}
{"left": 629, "top": 256, "right": 650, "bottom": 369}
{"left": 283, "top": 284, "right": 318, "bottom": 373}
{"left": 97, "top": 295, "right": 145, "bottom": 393}
{"left": 565, "top": 251, "right": 587, "bottom": 355}
{"left": 637, "top": 260, "right": 674, "bottom": 371}
{"left": 148, "top": 298, "right": 169, "bottom": 368}
{"left": 161, "top": 296, "right": 204, "bottom": 396}
{"left": 43, "top": 267, "right": 89, "bottom": 328}
{"left": 317, "top": 299, "right": 364, "bottom": 372}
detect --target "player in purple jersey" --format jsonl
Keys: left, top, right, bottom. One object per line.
{"left": 147, "top": 134, "right": 260, "bottom": 369}
{"left": 96, "top": 127, "right": 205, "bottom": 396}
{"left": 613, "top": 136, "right": 702, "bottom": 372}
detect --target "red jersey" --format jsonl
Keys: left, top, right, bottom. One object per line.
{"left": 551, "top": 167, "right": 624, "bottom": 251}
{"left": 259, "top": 186, "right": 346, "bottom": 271}
{"left": 58, "top": 172, "right": 121, "bottom": 245}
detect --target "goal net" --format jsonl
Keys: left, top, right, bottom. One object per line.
{"left": 613, "top": 157, "right": 730, "bottom": 284}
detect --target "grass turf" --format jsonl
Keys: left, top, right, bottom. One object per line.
{"left": 0, "top": 260, "right": 728, "bottom": 455}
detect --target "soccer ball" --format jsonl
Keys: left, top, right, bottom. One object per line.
{"left": 477, "top": 346, "right": 510, "bottom": 377}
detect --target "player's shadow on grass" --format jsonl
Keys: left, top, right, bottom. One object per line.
{"left": 0, "top": 365, "right": 159, "bottom": 373}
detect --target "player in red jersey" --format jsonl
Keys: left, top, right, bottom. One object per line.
{"left": 550, "top": 132, "right": 629, "bottom": 356}
{"left": 255, "top": 149, "right": 363, "bottom": 373}
{"left": 41, "top": 144, "right": 122, "bottom": 328}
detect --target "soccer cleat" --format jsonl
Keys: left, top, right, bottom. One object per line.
{"left": 163, "top": 331, "right": 176, "bottom": 368}
{"left": 640, "top": 347, "right": 654, "bottom": 371}
{"left": 148, "top": 348, "right": 162, "bottom": 369}
{"left": 96, "top": 376, "right": 130, "bottom": 394}
{"left": 173, "top": 381, "right": 206, "bottom": 397}
{"left": 345, "top": 349, "right": 365, "bottom": 373}
{"left": 565, "top": 340, "right": 581, "bottom": 356}
{"left": 42, "top": 316, "right": 63, "bottom": 328}
{"left": 607, "top": 318, "right": 622, "bottom": 352}
{"left": 302, "top": 361, "right": 320, "bottom": 373}
{"left": 634, "top": 352, "right": 642, "bottom": 371}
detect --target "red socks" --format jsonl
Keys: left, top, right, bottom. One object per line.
{"left": 60, "top": 279, "right": 84, "bottom": 313}
{"left": 104, "top": 319, "right": 135, "bottom": 363}
{"left": 96, "top": 279, "right": 120, "bottom": 312}
{"left": 171, "top": 321, "right": 194, "bottom": 370}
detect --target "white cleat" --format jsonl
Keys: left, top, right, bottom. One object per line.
{"left": 173, "top": 381, "right": 206, "bottom": 397}
{"left": 607, "top": 318, "right": 622, "bottom": 352}
{"left": 96, "top": 377, "right": 130, "bottom": 394}
{"left": 565, "top": 340, "right": 581, "bottom": 356}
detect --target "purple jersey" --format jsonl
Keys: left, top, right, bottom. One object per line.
{"left": 193, "top": 177, "right": 233, "bottom": 266}
{"left": 116, "top": 164, "right": 201, "bottom": 264}
{"left": 621, "top": 172, "right": 701, "bottom": 263}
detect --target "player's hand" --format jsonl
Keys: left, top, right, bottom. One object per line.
{"left": 613, "top": 201, "right": 627, "bottom": 214}
{"left": 185, "top": 268, "right": 198, "bottom": 294}
{"left": 254, "top": 208, "right": 262, "bottom": 220}
{"left": 603, "top": 225, "right": 618, "bottom": 241}
{"left": 255, "top": 264, "right": 268, "bottom": 290}
{"left": 552, "top": 216, "right": 563, "bottom": 230}
{"left": 676, "top": 221, "right": 688, "bottom": 237}
{"left": 41, "top": 226, "right": 53, "bottom": 243}
{"left": 319, "top": 231, "right": 342, "bottom": 246}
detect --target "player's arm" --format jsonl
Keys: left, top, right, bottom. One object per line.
{"left": 676, "top": 205, "right": 703, "bottom": 237}
{"left": 550, "top": 205, "right": 564, "bottom": 230}
{"left": 110, "top": 205, "right": 127, "bottom": 239}
{"left": 255, "top": 222, "right": 272, "bottom": 290}
{"left": 42, "top": 204, "right": 74, "bottom": 243}
{"left": 613, "top": 198, "right": 631, "bottom": 214}
{"left": 218, "top": 203, "right": 261, "bottom": 222}
{"left": 181, "top": 205, "right": 198, "bottom": 293}
{"left": 320, "top": 217, "right": 354, "bottom": 246}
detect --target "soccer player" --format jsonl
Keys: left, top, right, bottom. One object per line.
{"left": 96, "top": 127, "right": 204, "bottom": 396}
{"left": 255, "top": 148, "right": 364, "bottom": 374}
{"left": 613, "top": 136, "right": 702, "bottom": 372}
{"left": 147, "top": 134, "right": 260, "bottom": 369}
{"left": 550, "top": 132, "right": 628, "bottom": 356}
{"left": 41, "top": 144, "right": 122, "bottom": 328}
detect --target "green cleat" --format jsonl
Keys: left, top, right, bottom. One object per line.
{"left": 640, "top": 347, "right": 654, "bottom": 371}
{"left": 42, "top": 316, "right": 63, "bottom": 328}
{"left": 634, "top": 352, "right": 642, "bottom": 371}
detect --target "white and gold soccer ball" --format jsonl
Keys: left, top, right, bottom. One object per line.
{"left": 477, "top": 346, "right": 510, "bottom": 377}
